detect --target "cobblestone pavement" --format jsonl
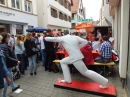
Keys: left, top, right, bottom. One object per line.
{"left": 7, "top": 63, "right": 127, "bottom": 97}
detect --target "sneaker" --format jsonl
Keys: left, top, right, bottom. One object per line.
{"left": 60, "top": 80, "right": 72, "bottom": 84}
{"left": 30, "top": 73, "right": 33, "bottom": 76}
{"left": 34, "top": 72, "right": 37, "bottom": 75}
{"left": 12, "top": 85, "right": 20, "bottom": 91}
{"left": 99, "top": 85, "right": 107, "bottom": 89}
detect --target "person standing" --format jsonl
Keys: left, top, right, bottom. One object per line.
{"left": 0, "top": 35, "right": 11, "bottom": 97}
{"left": 15, "top": 35, "right": 26, "bottom": 76}
{"left": 24, "top": 33, "right": 37, "bottom": 76}
{"left": 0, "top": 33, "right": 20, "bottom": 97}
{"left": 39, "top": 32, "right": 45, "bottom": 66}
{"left": 8, "top": 34, "right": 15, "bottom": 50}
{"left": 44, "top": 29, "right": 56, "bottom": 71}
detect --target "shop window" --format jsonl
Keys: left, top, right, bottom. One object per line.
{"left": 16, "top": 25, "right": 23, "bottom": 34}
{"left": 25, "top": 0, "right": 31, "bottom": 12}
{"left": 11, "top": 0, "right": 20, "bottom": 9}
{"left": 51, "top": 8, "right": 58, "bottom": 18}
{"left": 0, "top": 0, "right": 5, "bottom": 5}
{"left": 59, "top": 12, "right": 63, "bottom": 20}
{"left": 71, "top": 23, "right": 76, "bottom": 28}
{"left": 28, "top": 26, "right": 33, "bottom": 29}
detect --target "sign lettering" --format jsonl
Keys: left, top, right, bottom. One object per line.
{"left": 78, "top": 19, "right": 93, "bottom": 22}
{"left": 0, "top": 11, "right": 15, "bottom": 16}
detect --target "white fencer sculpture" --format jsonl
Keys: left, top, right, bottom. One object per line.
{"left": 45, "top": 34, "right": 108, "bottom": 89}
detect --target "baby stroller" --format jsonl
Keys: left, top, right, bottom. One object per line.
{"left": 12, "top": 65, "right": 21, "bottom": 80}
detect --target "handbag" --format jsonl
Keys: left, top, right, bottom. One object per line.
{"left": 32, "top": 47, "right": 40, "bottom": 52}
{"left": 30, "top": 41, "right": 40, "bottom": 52}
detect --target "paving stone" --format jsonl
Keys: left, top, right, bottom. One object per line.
{"left": 41, "top": 90, "right": 54, "bottom": 96}
{"left": 6, "top": 63, "right": 127, "bottom": 97}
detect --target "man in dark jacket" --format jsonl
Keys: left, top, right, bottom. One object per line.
{"left": 44, "top": 29, "right": 56, "bottom": 72}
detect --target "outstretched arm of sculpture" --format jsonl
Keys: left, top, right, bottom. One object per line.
{"left": 45, "top": 37, "right": 62, "bottom": 43}
{"left": 78, "top": 37, "right": 88, "bottom": 48}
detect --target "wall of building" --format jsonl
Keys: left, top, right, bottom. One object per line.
{"left": 112, "top": 0, "right": 129, "bottom": 79}
{"left": 36, "top": 0, "right": 44, "bottom": 27}
{"left": 103, "top": 1, "right": 130, "bottom": 96}
{"left": 0, "top": 7, "right": 37, "bottom": 26}
{"left": 71, "top": 0, "right": 84, "bottom": 33}
{"left": 37, "top": 0, "right": 71, "bottom": 30}
{"left": 0, "top": 0, "right": 38, "bottom": 35}
{"left": 7, "top": 0, "right": 37, "bottom": 15}
{"left": 48, "top": 0, "right": 71, "bottom": 29}
{"left": 103, "top": 0, "right": 112, "bottom": 24}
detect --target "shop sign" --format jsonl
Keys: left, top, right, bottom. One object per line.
{"left": 77, "top": 19, "right": 93, "bottom": 22}
{"left": 0, "top": 11, "right": 15, "bottom": 16}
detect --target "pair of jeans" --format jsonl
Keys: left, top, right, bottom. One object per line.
{"left": 17, "top": 54, "right": 26, "bottom": 75}
{"left": 94, "top": 57, "right": 111, "bottom": 63}
{"left": 28, "top": 54, "right": 37, "bottom": 73}
{"left": 0, "top": 89, "right": 2, "bottom": 97}
{"left": 2, "top": 68, "right": 16, "bottom": 97}
{"left": 94, "top": 57, "right": 111, "bottom": 73}
{"left": 41, "top": 49, "right": 45, "bottom": 66}
{"left": 45, "top": 50, "right": 55, "bottom": 71}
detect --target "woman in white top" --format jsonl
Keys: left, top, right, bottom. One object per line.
{"left": 92, "top": 37, "right": 100, "bottom": 50}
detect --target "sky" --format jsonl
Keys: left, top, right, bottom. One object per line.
{"left": 82, "top": 0, "right": 102, "bottom": 21}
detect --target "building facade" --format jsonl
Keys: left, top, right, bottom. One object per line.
{"left": 99, "top": 0, "right": 112, "bottom": 26}
{"left": 108, "top": 0, "right": 130, "bottom": 96}
{"left": 36, "top": 0, "right": 71, "bottom": 31}
{"left": 0, "top": 0, "right": 38, "bottom": 35}
{"left": 71, "top": 0, "right": 85, "bottom": 33}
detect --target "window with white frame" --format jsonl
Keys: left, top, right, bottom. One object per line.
{"left": 106, "top": 0, "right": 109, "bottom": 4}
{"left": 25, "top": 0, "right": 31, "bottom": 12}
{"left": 11, "top": 0, "right": 20, "bottom": 9}
{"left": 0, "top": 0, "right": 5, "bottom": 5}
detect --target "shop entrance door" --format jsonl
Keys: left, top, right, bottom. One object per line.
{"left": 0, "top": 28, "right": 5, "bottom": 33}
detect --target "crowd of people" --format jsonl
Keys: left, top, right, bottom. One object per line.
{"left": 0, "top": 29, "right": 114, "bottom": 96}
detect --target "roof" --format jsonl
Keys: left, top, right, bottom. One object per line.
{"left": 71, "top": 0, "right": 80, "bottom": 13}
